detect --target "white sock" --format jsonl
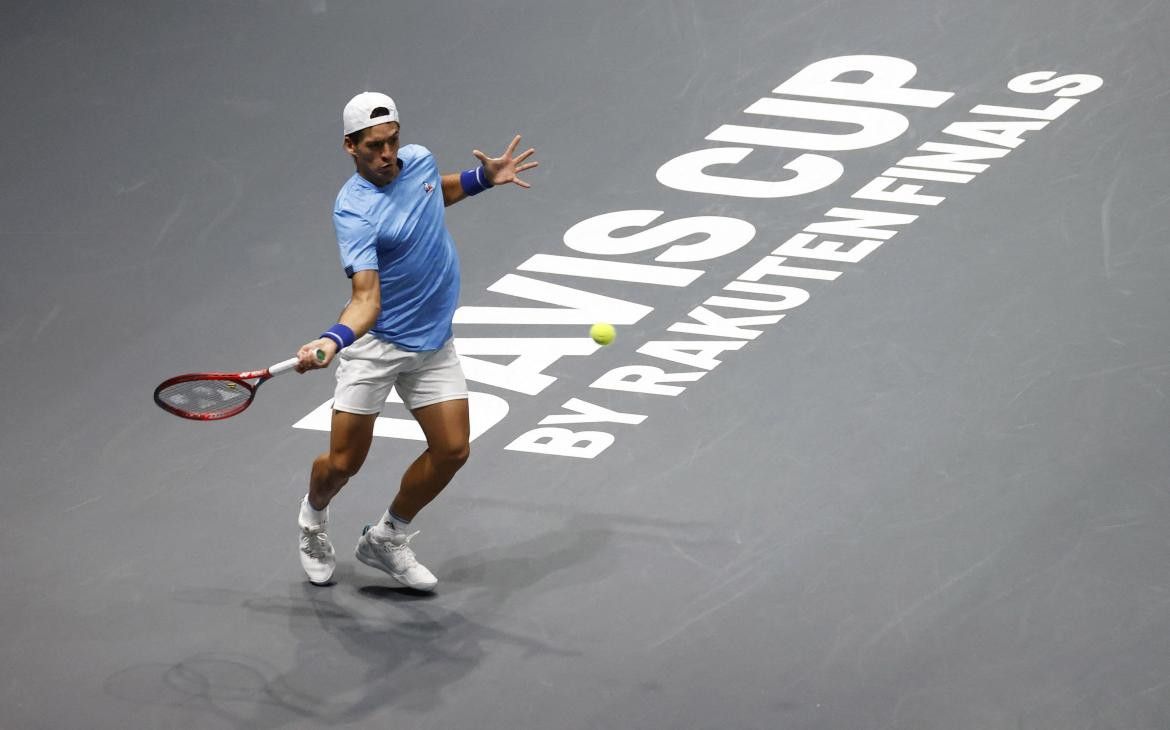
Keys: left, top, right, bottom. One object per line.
{"left": 370, "top": 508, "right": 410, "bottom": 540}
{"left": 300, "top": 495, "right": 327, "bottom": 528}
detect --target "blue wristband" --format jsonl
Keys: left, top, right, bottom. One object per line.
{"left": 320, "top": 323, "right": 355, "bottom": 350}
{"left": 460, "top": 166, "right": 494, "bottom": 196}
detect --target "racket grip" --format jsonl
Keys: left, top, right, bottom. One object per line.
{"left": 268, "top": 357, "right": 302, "bottom": 377}
{"left": 269, "top": 348, "right": 328, "bottom": 377}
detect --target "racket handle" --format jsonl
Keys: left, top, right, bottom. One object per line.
{"left": 269, "top": 349, "right": 328, "bottom": 377}
{"left": 268, "top": 357, "right": 301, "bottom": 377}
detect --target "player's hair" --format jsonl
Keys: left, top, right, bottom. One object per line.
{"left": 345, "top": 107, "right": 393, "bottom": 145}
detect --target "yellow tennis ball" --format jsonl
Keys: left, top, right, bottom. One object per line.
{"left": 590, "top": 322, "right": 615, "bottom": 345}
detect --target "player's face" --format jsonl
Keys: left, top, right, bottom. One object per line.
{"left": 347, "top": 122, "right": 401, "bottom": 186}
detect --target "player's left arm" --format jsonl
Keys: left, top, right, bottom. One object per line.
{"left": 441, "top": 134, "right": 539, "bottom": 207}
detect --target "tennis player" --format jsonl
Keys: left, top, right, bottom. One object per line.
{"left": 291, "top": 92, "right": 537, "bottom": 590}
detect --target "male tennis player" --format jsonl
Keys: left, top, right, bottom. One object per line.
{"left": 291, "top": 92, "right": 537, "bottom": 590}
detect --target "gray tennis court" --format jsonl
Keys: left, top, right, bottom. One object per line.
{"left": 3, "top": 1, "right": 1170, "bottom": 728}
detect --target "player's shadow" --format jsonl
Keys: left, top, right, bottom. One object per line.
{"left": 102, "top": 508, "right": 715, "bottom": 727}
{"left": 103, "top": 520, "right": 608, "bottom": 728}
{"left": 434, "top": 515, "right": 614, "bottom": 595}
{"left": 281, "top": 519, "right": 615, "bottom": 716}
{"left": 248, "top": 521, "right": 614, "bottom": 723}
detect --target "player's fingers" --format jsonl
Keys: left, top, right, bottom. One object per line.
{"left": 513, "top": 178, "right": 531, "bottom": 188}
{"left": 472, "top": 149, "right": 489, "bottom": 163}
{"left": 309, "top": 345, "right": 333, "bottom": 369}
{"left": 516, "top": 161, "right": 539, "bottom": 173}
{"left": 298, "top": 344, "right": 325, "bottom": 368}
{"left": 504, "top": 134, "right": 522, "bottom": 157}
{"left": 514, "top": 147, "right": 536, "bottom": 163}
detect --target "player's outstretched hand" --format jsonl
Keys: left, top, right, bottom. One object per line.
{"left": 295, "top": 339, "right": 337, "bottom": 373}
{"left": 474, "top": 135, "right": 538, "bottom": 188}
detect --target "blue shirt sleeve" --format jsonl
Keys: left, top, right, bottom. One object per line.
{"left": 333, "top": 208, "right": 379, "bottom": 278}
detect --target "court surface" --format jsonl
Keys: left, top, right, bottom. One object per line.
{"left": 3, "top": 1, "right": 1170, "bottom": 728}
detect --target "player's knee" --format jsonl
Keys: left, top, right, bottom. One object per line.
{"left": 328, "top": 451, "right": 365, "bottom": 479}
{"left": 433, "top": 442, "right": 470, "bottom": 470}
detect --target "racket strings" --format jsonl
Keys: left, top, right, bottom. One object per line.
{"left": 157, "top": 379, "right": 252, "bottom": 417}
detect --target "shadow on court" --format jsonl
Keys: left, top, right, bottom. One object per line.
{"left": 101, "top": 523, "right": 619, "bottom": 727}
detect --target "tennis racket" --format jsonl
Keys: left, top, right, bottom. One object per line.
{"left": 154, "top": 349, "right": 325, "bottom": 421}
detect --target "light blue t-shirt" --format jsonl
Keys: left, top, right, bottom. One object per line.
{"left": 332, "top": 144, "right": 460, "bottom": 352}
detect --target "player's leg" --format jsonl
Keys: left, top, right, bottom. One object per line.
{"left": 355, "top": 339, "right": 468, "bottom": 591}
{"left": 298, "top": 412, "right": 378, "bottom": 585}
{"left": 300, "top": 332, "right": 399, "bottom": 585}
{"left": 379, "top": 338, "right": 471, "bottom": 522}
{"left": 354, "top": 398, "right": 467, "bottom": 592}
{"left": 391, "top": 397, "right": 471, "bottom": 519}
{"left": 307, "top": 332, "right": 402, "bottom": 510}
{"left": 308, "top": 410, "right": 379, "bottom": 509}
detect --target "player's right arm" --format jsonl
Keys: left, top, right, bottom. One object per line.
{"left": 295, "top": 270, "right": 381, "bottom": 372}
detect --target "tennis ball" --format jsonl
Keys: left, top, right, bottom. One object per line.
{"left": 590, "top": 322, "right": 615, "bottom": 345}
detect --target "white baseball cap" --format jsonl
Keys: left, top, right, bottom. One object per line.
{"left": 342, "top": 92, "right": 399, "bottom": 136}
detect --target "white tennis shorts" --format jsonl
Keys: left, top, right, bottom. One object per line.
{"left": 332, "top": 334, "right": 468, "bottom": 414}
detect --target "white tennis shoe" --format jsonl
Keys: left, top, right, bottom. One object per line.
{"left": 355, "top": 525, "right": 438, "bottom": 592}
{"left": 298, "top": 511, "right": 336, "bottom": 585}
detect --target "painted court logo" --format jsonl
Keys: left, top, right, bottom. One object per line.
{"left": 295, "top": 55, "right": 1104, "bottom": 460}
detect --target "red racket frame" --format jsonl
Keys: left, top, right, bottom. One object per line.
{"left": 153, "top": 371, "right": 270, "bottom": 421}
{"left": 153, "top": 354, "right": 309, "bottom": 421}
